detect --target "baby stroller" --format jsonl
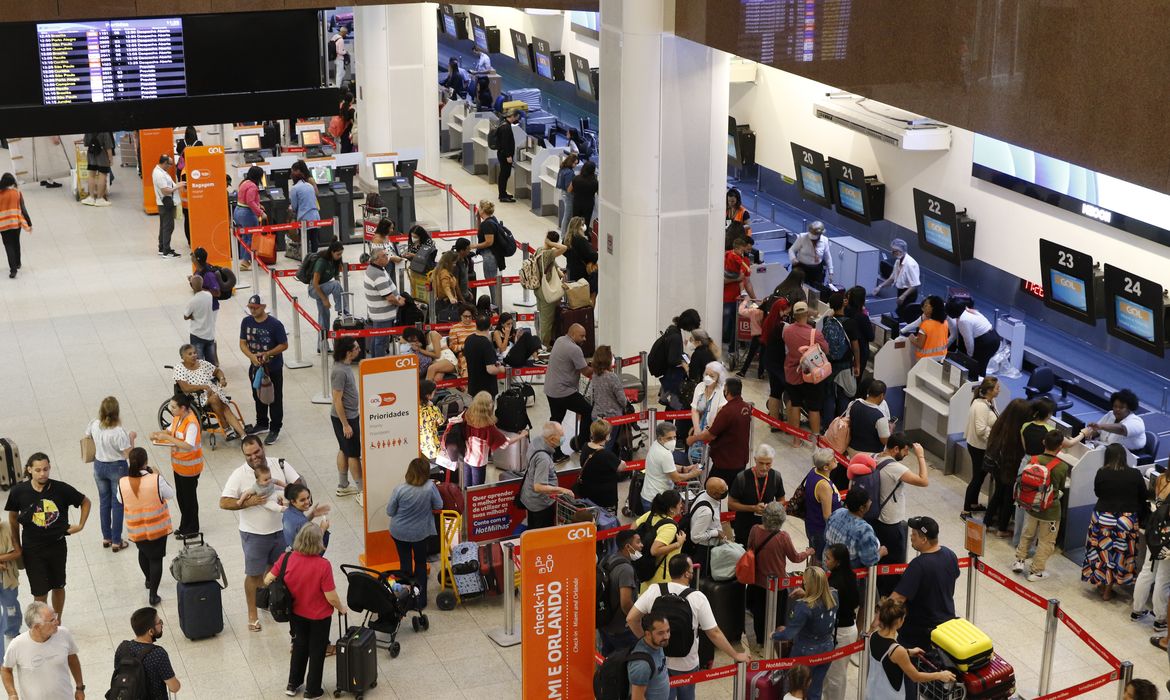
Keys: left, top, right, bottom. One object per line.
{"left": 340, "top": 564, "right": 428, "bottom": 658}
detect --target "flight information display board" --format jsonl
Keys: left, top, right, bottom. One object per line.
{"left": 38, "top": 18, "right": 187, "bottom": 105}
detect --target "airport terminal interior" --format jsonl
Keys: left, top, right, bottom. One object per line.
{"left": 1, "top": 1, "right": 1169, "bottom": 698}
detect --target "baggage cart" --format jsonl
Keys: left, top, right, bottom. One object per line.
{"left": 554, "top": 494, "right": 598, "bottom": 526}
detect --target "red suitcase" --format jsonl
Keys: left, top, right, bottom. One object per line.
{"left": 748, "top": 667, "right": 786, "bottom": 700}
{"left": 556, "top": 304, "right": 595, "bottom": 357}
{"left": 961, "top": 652, "right": 1015, "bottom": 699}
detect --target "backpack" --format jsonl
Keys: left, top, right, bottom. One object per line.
{"left": 295, "top": 252, "right": 322, "bottom": 284}
{"left": 519, "top": 250, "right": 544, "bottom": 289}
{"left": 677, "top": 499, "right": 714, "bottom": 558}
{"left": 594, "top": 645, "right": 655, "bottom": 700}
{"left": 328, "top": 35, "right": 339, "bottom": 61}
{"left": 495, "top": 387, "right": 531, "bottom": 433}
{"left": 397, "top": 292, "right": 426, "bottom": 325}
{"left": 1014, "top": 456, "right": 1060, "bottom": 513}
{"left": 210, "top": 265, "right": 235, "bottom": 301}
{"left": 487, "top": 121, "right": 501, "bottom": 150}
{"left": 851, "top": 457, "right": 900, "bottom": 522}
{"left": 596, "top": 556, "right": 633, "bottom": 629}
{"left": 799, "top": 327, "right": 833, "bottom": 384}
{"left": 626, "top": 472, "right": 646, "bottom": 518}
{"left": 169, "top": 534, "right": 227, "bottom": 588}
{"left": 1146, "top": 498, "right": 1170, "bottom": 561}
{"left": 106, "top": 643, "right": 155, "bottom": 700}
{"left": 631, "top": 517, "right": 673, "bottom": 582}
{"left": 823, "top": 400, "right": 855, "bottom": 453}
{"left": 408, "top": 241, "right": 438, "bottom": 274}
{"left": 647, "top": 328, "right": 676, "bottom": 377}
{"left": 649, "top": 584, "right": 697, "bottom": 658}
{"left": 735, "top": 531, "right": 779, "bottom": 585}
{"left": 264, "top": 550, "right": 294, "bottom": 623}
{"left": 823, "top": 317, "right": 850, "bottom": 362}
{"left": 492, "top": 218, "right": 518, "bottom": 257}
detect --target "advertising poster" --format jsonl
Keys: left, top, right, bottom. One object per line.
{"left": 184, "top": 145, "right": 230, "bottom": 267}
{"left": 521, "top": 523, "right": 596, "bottom": 700}
{"left": 465, "top": 468, "right": 580, "bottom": 543}
{"left": 359, "top": 354, "right": 420, "bottom": 569}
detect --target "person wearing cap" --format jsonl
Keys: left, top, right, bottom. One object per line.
{"left": 788, "top": 221, "right": 834, "bottom": 289}
{"left": 889, "top": 515, "right": 959, "bottom": 652}
{"left": 782, "top": 301, "right": 830, "bottom": 443}
{"left": 873, "top": 238, "right": 921, "bottom": 315}
{"left": 493, "top": 110, "right": 520, "bottom": 202}
{"left": 871, "top": 434, "right": 931, "bottom": 596}
{"left": 239, "top": 294, "right": 288, "bottom": 446}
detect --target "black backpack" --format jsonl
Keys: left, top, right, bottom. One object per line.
{"left": 594, "top": 645, "right": 655, "bottom": 700}
{"left": 632, "top": 517, "right": 673, "bottom": 583}
{"left": 211, "top": 265, "right": 236, "bottom": 301}
{"left": 596, "top": 556, "right": 633, "bottom": 629}
{"left": 491, "top": 217, "right": 518, "bottom": 257}
{"left": 487, "top": 121, "right": 501, "bottom": 150}
{"left": 495, "top": 387, "right": 531, "bottom": 433}
{"left": 649, "top": 584, "right": 697, "bottom": 658}
{"left": 1147, "top": 499, "right": 1170, "bottom": 560}
{"left": 85, "top": 133, "right": 102, "bottom": 155}
{"left": 626, "top": 473, "right": 646, "bottom": 518}
{"left": 265, "top": 550, "right": 293, "bottom": 623}
{"left": 646, "top": 327, "right": 676, "bottom": 378}
{"left": 328, "top": 35, "right": 339, "bottom": 61}
{"left": 295, "top": 252, "right": 322, "bottom": 284}
{"left": 676, "top": 500, "right": 714, "bottom": 558}
{"left": 106, "top": 643, "right": 154, "bottom": 700}
{"left": 397, "top": 292, "right": 425, "bottom": 325}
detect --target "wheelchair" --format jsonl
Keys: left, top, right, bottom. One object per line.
{"left": 157, "top": 365, "right": 245, "bottom": 450}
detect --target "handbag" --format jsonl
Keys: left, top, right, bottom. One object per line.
{"left": 823, "top": 400, "right": 856, "bottom": 453}
{"left": 257, "top": 548, "right": 293, "bottom": 622}
{"left": 735, "top": 530, "right": 779, "bottom": 585}
{"left": 540, "top": 257, "right": 565, "bottom": 303}
{"left": 784, "top": 474, "right": 810, "bottom": 519}
{"left": 80, "top": 422, "right": 96, "bottom": 463}
{"left": 258, "top": 372, "right": 275, "bottom": 405}
{"left": 253, "top": 232, "right": 277, "bottom": 265}
{"left": 564, "top": 279, "right": 592, "bottom": 309}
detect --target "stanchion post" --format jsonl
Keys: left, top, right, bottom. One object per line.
{"left": 1038, "top": 598, "right": 1060, "bottom": 696}
{"left": 518, "top": 247, "right": 534, "bottom": 307}
{"left": 285, "top": 297, "right": 313, "bottom": 370}
{"left": 486, "top": 540, "right": 522, "bottom": 647}
{"left": 493, "top": 274, "right": 503, "bottom": 312}
{"left": 764, "top": 575, "right": 779, "bottom": 660}
{"left": 427, "top": 285, "right": 436, "bottom": 324}
{"left": 861, "top": 565, "right": 878, "bottom": 630}
{"left": 732, "top": 660, "right": 747, "bottom": 699}
{"left": 966, "top": 554, "right": 979, "bottom": 622}
{"left": 300, "top": 220, "right": 309, "bottom": 260}
{"left": 1115, "top": 661, "right": 1133, "bottom": 700}
{"left": 251, "top": 238, "right": 261, "bottom": 292}
{"left": 639, "top": 351, "right": 649, "bottom": 412}
{"left": 648, "top": 408, "right": 657, "bottom": 443}
{"left": 311, "top": 336, "right": 332, "bottom": 404}
{"left": 342, "top": 263, "right": 350, "bottom": 294}
{"left": 856, "top": 632, "right": 870, "bottom": 700}
{"left": 445, "top": 185, "right": 454, "bottom": 231}
{"left": 229, "top": 225, "right": 248, "bottom": 290}
{"left": 269, "top": 273, "right": 279, "bottom": 319}
{"left": 470, "top": 203, "right": 477, "bottom": 230}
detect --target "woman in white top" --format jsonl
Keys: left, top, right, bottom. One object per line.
{"left": 171, "top": 343, "right": 249, "bottom": 441}
{"left": 962, "top": 377, "right": 999, "bottom": 519}
{"left": 688, "top": 361, "right": 728, "bottom": 463}
{"left": 85, "top": 396, "right": 136, "bottom": 551}
{"left": 945, "top": 298, "right": 1001, "bottom": 380}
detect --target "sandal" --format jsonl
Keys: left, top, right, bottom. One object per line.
{"left": 111, "top": 541, "right": 128, "bottom": 552}
{"left": 103, "top": 540, "right": 112, "bottom": 548}
{"left": 1149, "top": 635, "right": 1167, "bottom": 650}
{"left": 325, "top": 644, "right": 336, "bottom": 657}
{"left": 249, "top": 619, "right": 262, "bottom": 632}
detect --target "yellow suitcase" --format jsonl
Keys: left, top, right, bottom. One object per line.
{"left": 501, "top": 100, "right": 528, "bottom": 114}
{"left": 930, "top": 618, "right": 993, "bottom": 671}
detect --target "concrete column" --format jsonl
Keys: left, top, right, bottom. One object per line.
{"left": 354, "top": 3, "right": 441, "bottom": 186}
{"left": 597, "top": 0, "right": 729, "bottom": 358}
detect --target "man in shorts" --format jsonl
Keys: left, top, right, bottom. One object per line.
{"left": 220, "top": 436, "right": 302, "bottom": 632}
{"left": 4, "top": 454, "right": 90, "bottom": 621}
{"left": 331, "top": 337, "right": 364, "bottom": 505}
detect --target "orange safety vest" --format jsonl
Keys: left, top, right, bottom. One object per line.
{"left": 120, "top": 473, "right": 173, "bottom": 542}
{"left": 169, "top": 411, "right": 204, "bottom": 477}
{"left": 915, "top": 319, "right": 949, "bottom": 360}
{"left": 0, "top": 189, "right": 30, "bottom": 232}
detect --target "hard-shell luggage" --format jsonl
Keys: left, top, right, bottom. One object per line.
{"left": 931, "top": 617, "right": 993, "bottom": 671}
{"left": 556, "top": 304, "right": 595, "bottom": 357}
{"left": 333, "top": 292, "right": 368, "bottom": 353}
{"left": 176, "top": 580, "right": 223, "bottom": 640}
{"left": 495, "top": 387, "right": 531, "bottom": 433}
{"left": 479, "top": 541, "right": 508, "bottom": 596}
{"left": 697, "top": 577, "right": 745, "bottom": 667}
{"left": 493, "top": 431, "right": 528, "bottom": 472}
{"left": 0, "top": 438, "right": 18, "bottom": 490}
{"left": 961, "top": 652, "right": 1016, "bottom": 699}
{"left": 335, "top": 613, "right": 378, "bottom": 697}
{"left": 749, "top": 665, "right": 787, "bottom": 700}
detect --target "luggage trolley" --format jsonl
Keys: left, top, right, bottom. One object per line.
{"left": 913, "top": 656, "right": 968, "bottom": 700}
{"left": 554, "top": 494, "right": 598, "bottom": 526}
{"left": 728, "top": 307, "right": 755, "bottom": 371}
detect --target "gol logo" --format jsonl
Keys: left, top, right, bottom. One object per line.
{"left": 368, "top": 393, "right": 397, "bottom": 407}
{"left": 565, "top": 526, "right": 593, "bottom": 541}
{"left": 189, "top": 169, "right": 210, "bottom": 181}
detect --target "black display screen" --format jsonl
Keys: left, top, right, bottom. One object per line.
{"left": 1037, "top": 239, "right": 1100, "bottom": 326}
{"left": 790, "top": 143, "right": 830, "bottom": 208}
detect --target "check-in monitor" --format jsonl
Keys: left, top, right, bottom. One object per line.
{"left": 310, "top": 165, "right": 332, "bottom": 182}
{"left": 301, "top": 129, "right": 323, "bottom": 146}
{"left": 510, "top": 29, "right": 531, "bottom": 71}
{"left": 532, "top": 37, "right": 553, "bottom": 80}
{"left": 239, "top": 133, "right": 261, "bottom": 150}
{"left": 837, "top": 180, "right": 864, "bottom": 216}
{"left": 1037, "top": 239, "right": 1101, "bottom": 325}
{"left": 1104, "top": 264, "right": 1168, "bottom": 356}
{"left": 570, "top": 54, "right": 595, "bottom": 100}
{"left": 470, "top": 13, "right": 489, "bottom": 52}
{"left": 790, "top": 143, "right": 831, "bottom": 208}
{"left": 372, "top": 162, "right": 396, "bottom": 180}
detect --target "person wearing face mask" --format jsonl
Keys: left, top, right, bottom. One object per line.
{"left": 643, "top": 423, "right": 701, "bottom": 512}
{"left": 788, "top": 220, "right": 834, "bottom": 289}
{"left": 112, "top": 607, "right": 180, "bottom": 698}
{"left": 688, "top": 362, "right": 728, "bottom": 464}
{"left": 873, "top": 238, "right": 921, "bottom": 315}
{"left": 687, "top": 378, "right": 753, "bottom": 487}
{"left": 519, "top": 422, "right": 577, "bottom": 529}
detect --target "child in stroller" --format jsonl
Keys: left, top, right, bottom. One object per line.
{"left": 340, "top": 564, "right": 429, "bottom": 658}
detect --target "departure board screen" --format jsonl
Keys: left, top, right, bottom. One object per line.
{"left": 37, "top": 18, "right": 187, "bottom": 105}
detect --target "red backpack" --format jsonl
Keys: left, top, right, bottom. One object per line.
{"left": 1013, "top": 456, "right": 1060, "bottom": 512}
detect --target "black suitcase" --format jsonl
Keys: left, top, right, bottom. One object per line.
{"left": 697, "top": 577, "right": 745, "bottom": 667}
{"left": 556, "top": 304, "right": 595, "bottom": 357}
{"left": 176, "top": 580, "right": 223, "bottom": 640}
{"left": 0, "top": 438, "right": 18, "bottom": 490}
{"left": 333, "top": 292, "right": 368, "bottom": 353}
{"left": 495, "top": 387, "right": 531, "bottom": 433}
{"left": 335, "top": 613, "right": 378, "bottom": 697}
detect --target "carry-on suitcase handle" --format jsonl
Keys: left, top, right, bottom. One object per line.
{"left": 182, "top": 533, "right": 204, "bottom": 548}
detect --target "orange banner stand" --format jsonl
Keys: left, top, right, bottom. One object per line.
{"left": 359, "top": 354, "right": 421, "bottom": 570}
{"left": 184, "top": 146, "right": 230, "bottom": 267}
{"left": 139, "top": 128, "right": 174, "bottom": 215}
{"left": 521, "top": 523, "right": 596, "bottom": 699}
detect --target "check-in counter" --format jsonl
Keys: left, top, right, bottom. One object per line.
{"left": 903, "top": 356, "right": 984, "bottom": 456}
{"left": 461, "top": 113, "right": 496, "bottom": 175}
{"left": 519, "top": 145, "right": 561, "bottom": 208}
{"left": 441, "top": 98, "right": 471, "bottom": 152}
{"left": 535, "top": 156, "right": 561, "bottom": 217}
{"left": 827, "top": 235, "right": 880, "bottom": 293}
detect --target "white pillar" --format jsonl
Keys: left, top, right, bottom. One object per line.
{"left": 354, "top": 3, "right": 441, "bottom": 186}
{"left": 597, "top": 0, "right": 729, "bottom": 357}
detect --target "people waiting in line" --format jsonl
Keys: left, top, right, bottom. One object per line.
{"left": 545, "top": 323, "right": 594, "bottom": 461}
{"left": 825, "top": 487, "right": 886, "bottom": 570}
{"left": 847, "top": 380, "right": 890, "bottom": 458}
{"left": 564, "top": 216, "right": 599, "bottom": 304}
{"left": 1082, "top": 443, "right": 1146, "bottom": 601}
{"left": 872, "top": 237, "right": 920, "bottom": 316}
{"left": 556, "top": 154, "right": 578, "bottom": 233}
{"left": 433, "top": 251, "right": 465, "bottom": 321}
{"left": 283, "top": 483, "right": 330, "bottom": 551}
{"left": 1133, "top": 467, "right": 1170, "bottom": 635}
{"left": 723, "top": 236, "right": 756, "bottom": 346}
{"left": 727, "top": 444, "right": 785, "bottom": 546}
{"left": 532, "top": 232, "right": 569, "bottom": 345}
{"left": 871, "top": 435, "right": 931, "bottom": 595}
{"left": 1088, "top": 388, "right": 1147, "bottom": 453}
{"left": 171, "top": 343, "right": 250, "bottom": 442}
{"left": 0, "top": 172, "right": 32, "bottom": 279}
{"left": 1, "top": 602, "right": 83, "bottom": 699}
{"left": 598, "top": 530, "right": 642, "bottom": 656}
{"left": 625, "top": 612, "right": 671, "bottom": 700}
{"left": 961, "top": 377, "right": 1000, "bottom": 520}
{"left": 733, "top": 295, "right": 766, "bottom": 379}
{"left": 844, "top": 286, "right": 874, "bottom": 375}
{"left": 0, "top": 518, "right": 20, "bottom": 658}
{"left": 232, "top": 165, "right": 266, "bottom": 270}
{"left": 746, "top": 502, "right": 812, "bottom": 650}
{"left": 114, "top": 607, "right": 181, "bottom": 698}
{"left": 981, "top": 398, "right": 1031, "bottom": 538}
{"left": 307, "top": 242, "right": 346, "bottom": 351}
{"left": 1012, "top": 430, "right": 1071, "bottom": 582}
{"left": 491, "top": 313, "right": 516, "bottom": 357}
{"left": 387, "top": 458, "right": 442, "bottom": 610}
{"left": 688, "top": 361, "right": 728, "bottom": 463}
{"left": 239, "top": 294, "right": 288, "bottom": 446}
{"left": 633, "top": 490, "right": 687, "bottom": 593}
{"left": 802, "top": 448, "right": 841, "bottom": 561}
{"left": 1022, "top": 396, "right": 1087, "bottom": 457}
{"left": 449, "top": 391, "right": 526, "bottom": 487}
{"left": 627, "top": 555, "right": 749, "bottom": 699}
{"left": 191, "top": 247, "right": 221, "bottom": 311}
{"left": 492, "top": 112, "right": 519, "bottom": 202}
{"left": 889, "top": 516, "right": 959, "bottom": 652}
{"left": 568, "top": 160, "right": 598, "bottom": 224}
{"left": 687, "top": 478, "right": 728, "bottom": 573}
{"left": 452, "top": 237, "right": 475, "bottom": 301}
{"left": 519, "top": 422, "right": 575, "bottom": 529}
{"left": 446, "top": 304, "right": 478, "bottom": 373}
{"left": 821, "top": 292, "right": 859, "bottom": 418}
{"left": 822, "top": 543, "right": 861, "bottom": 700}
{"left": 773, "top": 565, "right": 838, "bottom": 699}
{"left": 85, "top": 396, "right": 135, "bottom": 552}
{"left": 330, "top": 337, "right": 365, "bottom": 505}
{"left": 589, "top": 346, "right": 631, "bottom": 446}
{"left": 362, "top": 247, "right": 405, "bottom": 358}
{"left": 402, "top": 326, "right": 457, "bottom": 382}
{"left": 642, "top": 423, "right": 699, "bottom": 514}
{"left": 649, "top": 309, "right": 702, "bottom": 410}
{"left": 688, "top": 378, "right": 752, "bottom": 486}
{"left": 867, "top": 597, "right": 955, "bottom": 699}
{"left": 578, "top": 420, "right": 623, "bottom": 515}
{"left": 783, "top": 302, "right": 829, "bottom": 442}
{"left": 462, "top": 313, "right": 505, "bottom": 398}
{"left": 184, "top": 274, "right": 218, "bottom": 365}
{"left": 118, "top": 448, "right": 173, "bottom": 607}
{"left": 474, "top": 199, "right": 508, "bottom": 278}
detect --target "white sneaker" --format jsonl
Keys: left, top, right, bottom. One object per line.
{"left": 94, "top": 198, "right": 111, "bottom": 207}
{"left": 81, "top": 197, "right": 96, "bottom": 206}
{"left": 1011, "top": 560, "right": 1026, "bottom": 573}
{"left": 355, "top": 492, "right": 364, "bottom": 508}
{"left": 335, "top": 485, "right": 359, "bottom": 497}
{"left": 1026, "top": 571, "right": 1050, "bottom": 582}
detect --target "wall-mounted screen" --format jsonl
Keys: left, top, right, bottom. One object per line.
{"left": 310, "top": 165, "right": 332, "bottom": 182}
{"left": 1115, "top": 298, "right": 1156, "bottom": 343}
{"left": 301, "top": 129, "right": 322, "bottom": 146}
{"left": 828, "top": 156, "right": 877, "bottom": 225}
{"left": 443, "top": 13, "right": 458, "bottom": 37}
{"left": 922, "top": 215, "right": 952, "bottom": 252}
{"left": 790, "top": 143, "right": 830, "bottom": 208}
{"left": 1049, "top": 270, "right": 1088, "bottom": 313}
{"left": 569, "top": 54, "right": 594, "bottom": 99}
{"left": 38, "top": 18, "right": 187, "bottom": 105}
{"left": 912, "top": 189, "right": 973, "bottom": 263}
{"left": 532, "top": 37, "right": 553, "bottom": 80}
{"left": 837, "top": 180, "right": 863, "bottom": 215}
{"left": 510, "top": 29, "right": 531, "bottom": 71}
{"left": 1104, "top": 264, "right": 1166, "bottom": 356}
{"left": 1037, "top": 240, "right": 1101, "bottom": 325}
{"left": 569, "top": 11, "right": 600, "bottom": 40}
{"left": 469, "top": 13, "right": 488, "bottom": 52}
{"left": 972, "top": 133, "right": 1170, "bottom": 248}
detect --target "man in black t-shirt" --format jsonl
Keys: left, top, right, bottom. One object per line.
{"left": 113, "top": 607, "right": 180, "bottom": 698}
{"left": 5, "top": 453, "right": 90, "bottom": 619}
{"left": 463, "top": 314, "right": 503, "bottom": 397}
{"left": 725, "top": 444, "right": 785, "bottom": 545}
{"left": 890, "top": 516, "right": 959, "bottom": 651}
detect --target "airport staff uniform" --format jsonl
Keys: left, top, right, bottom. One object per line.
{"left": 789, "top": 232, "right": 834, "bottom": 288}
{"left": 892, "top": 252, "right": 921, "bottom": 310}
{"left": 956, "top": 308, "right": 1001, "bottom": 379}
{"left": 1096, "top": 410, "right": 1147, "bottom": 453}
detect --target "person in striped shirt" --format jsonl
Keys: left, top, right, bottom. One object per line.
{"left": 361, "top": 248, "right": 404, "bottom": 358}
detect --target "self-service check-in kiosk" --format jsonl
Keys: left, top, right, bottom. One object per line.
{"left": 260, "top": 186, "right": 290, "bottom": 251}
{"left": 373, "top": 162, "right": 416, "bottom": 232}
{"left": 331, "top": 181, "right": 356, "bottom": 244}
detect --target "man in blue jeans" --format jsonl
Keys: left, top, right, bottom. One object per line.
{"left": 308, "top": 241, "right": 346, "bottom": 352}
{"left": 239, "top": 295, "right": 288, "bottom": 445}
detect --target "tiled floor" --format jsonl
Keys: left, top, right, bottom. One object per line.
{"left": 0, "top": 150, "right": 1164, "bottom": 698}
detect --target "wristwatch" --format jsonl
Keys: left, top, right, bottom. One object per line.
{"left": 76, "top": 685, "right": 85, "bottom": 692}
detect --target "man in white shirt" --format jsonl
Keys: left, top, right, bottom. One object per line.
{"left": 332, "top": 27, "right": 350, "bottom": 87}
{"left": 873, "top": 238, "right": 920, "bottom": 315}
{"left": 184, "top": 274, "right": 217, "bottom": 365}
{"left": 1089, "top": 388, "right": 1147, "bottom": 453}
{"left": 871, "top": 433, "right": 930, "bottom": 596}
{"left": 626, "top": 556, "right": 748, "bottom": 695}
{"left": 788, "top": 220, "right": 834, "bottom": 289}
{"left": 642, "top": 423, "right": 700, "bottom": 513}
{"left": 362, "top": 248, "right": 405, "bottom": 358}
{"left": 687, "top": 477, "right": 728, "bottom": 574}
{"left": 152, "top": 154, "right": 183, "bottom": 258}
{"left": 1, "top": 602, "right": 83, "bottom": 700}
{"left": 470, "top": 45, "right": 493, "bottom": 74}
{"left": 220, "top": 436, "right": 303, "bottom": 632}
